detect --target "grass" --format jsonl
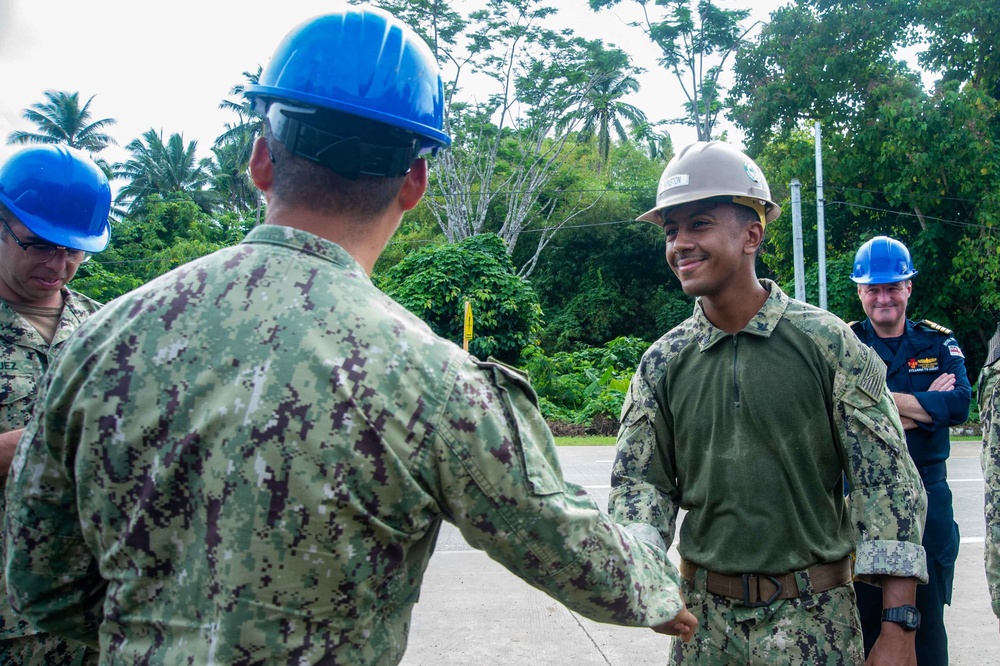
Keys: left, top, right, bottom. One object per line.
{"left": 554, "top": 436, "right": 616, "bottom": 446}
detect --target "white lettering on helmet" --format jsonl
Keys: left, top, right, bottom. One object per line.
{"left": 659, "top": 173, "right": 689, "bottom": 192}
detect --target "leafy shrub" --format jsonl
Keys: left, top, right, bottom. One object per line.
{"left": 520, "top": 336, "right": 649, "bottom": 429}
{"left": 377, "top": 234, "right": 543, "bottom": 363}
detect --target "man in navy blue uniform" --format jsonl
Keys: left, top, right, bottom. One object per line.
{"left": 849, "top": 235, "right": 971, "bottom": 665}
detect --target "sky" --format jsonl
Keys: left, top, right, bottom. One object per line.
{"left": 0, "top": 0, "right": 791, "bottom": 174}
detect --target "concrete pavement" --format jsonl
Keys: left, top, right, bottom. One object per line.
{"left": 400, "top": 443, "right": 1000, "bottom": 665}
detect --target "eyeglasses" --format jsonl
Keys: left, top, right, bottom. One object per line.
{"left": 0, "top": 215, "right": 90, "bottom": 264}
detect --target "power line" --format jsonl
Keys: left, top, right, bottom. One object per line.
{"left": 828, "top": 185, "right": 991, "bottom": 206}
{"left": 826, "top": 200, "right": 999, "bottom": 231}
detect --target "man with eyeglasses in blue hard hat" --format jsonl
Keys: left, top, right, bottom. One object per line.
{"left": 0, "top": 144, "right": 110, "bottom": 665}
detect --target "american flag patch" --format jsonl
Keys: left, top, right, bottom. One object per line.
{"left": 948, "top": 344, "right": 964, "bottom": 358}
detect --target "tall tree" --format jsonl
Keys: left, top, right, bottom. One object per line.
{"left": 114, "top": 129, "right": 217, "bottom": 218}
{"left": 214, "top": 68, "right": 264, "bottom": 218}
{"left": 589, "top": 0, "right": 756, "bottom": 141}
{"left": 7, "top": 90, "right": 117, "bottom": 154}
{"left": 560, "top": 46, "right": 648, "bottom": 174}
{"left": 916, "top": 0, "right": 1000, "bottom": 99}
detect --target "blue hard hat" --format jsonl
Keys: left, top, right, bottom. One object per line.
{"left": 244, "top": 7, "right": 451, "bottom": 154}
{"left": 0, "top": 145, "right": 111, "bottom": 253}
{"left": 850, "top": 236, "right": 917, "bottom": 284}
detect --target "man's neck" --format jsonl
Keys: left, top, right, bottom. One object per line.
{"left": 0, "top": 284, "right": 65, "bottom": 309}
{"left": 871, "top": 320, "right": 906, "bottom": 338}
{"left": 263, "top": 202, "right": 398, "bottom": 276}
{"left": 701, "top": 279, "right": 770, "bottom": 335}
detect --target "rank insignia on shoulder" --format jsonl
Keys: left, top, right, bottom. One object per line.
{"left": 918, "top": 319, "right": 952, "bottom": 335}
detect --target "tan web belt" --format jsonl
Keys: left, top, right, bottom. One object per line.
{"left": 680, "top": 556, "right": 853, "bottom": 608}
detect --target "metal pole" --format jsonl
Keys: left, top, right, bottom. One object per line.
{"left": 815, "top": 122, "right": 827, "bottom": 310}
{"left": 791, "top": 178, "right": 805, "bottom": 301}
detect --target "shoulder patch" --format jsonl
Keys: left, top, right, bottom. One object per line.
{"left": 918, "top": 319, "right": 952, "bottom": 336}
{"left": 987, "top": 324, "right": 1000, "bottom": 367}
{"left": 856, "top": 348, "right": 887, "bottom": 402}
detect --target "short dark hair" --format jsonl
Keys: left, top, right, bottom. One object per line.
{"left": 265, "top": 125, "right": 407, "bottom": 220}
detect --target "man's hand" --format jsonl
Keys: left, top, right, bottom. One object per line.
{"left": 0, "top": 428, "right": 24, "bottom": 477}
{"left": 866, "top": 622, "right": 916, "bottom": 666}
{"left": 892, "top": 373, "right": 955, "bottom": 428}
{"left": 927, "top": 373, "right": 956, "bottom": 392}
{"left": 652, "top": 607, "right": 698, "bottom": 642}
{"left": 867, "top": 576, "right": 918, "bottom": 665}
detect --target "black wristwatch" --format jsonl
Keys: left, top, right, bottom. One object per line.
{"left": 882, "top": 605, "right": 921, "bottom": 631}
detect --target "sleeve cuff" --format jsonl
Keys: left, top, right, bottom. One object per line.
{"left": 854, "top": 539, "right": 928, "bottom": 585}
{"left": 623, "top": 522, "right": 668, "bottom": 553}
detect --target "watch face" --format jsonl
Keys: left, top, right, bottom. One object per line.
{"left": 883, "top": 605, "right": 921, "bottom": 631}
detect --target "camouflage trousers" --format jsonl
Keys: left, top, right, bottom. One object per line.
{"left": 671, "top": 566, "right": 864, "bottom": 665}
{"left": 0, "top": 633, "right": 99, "bottom": 666}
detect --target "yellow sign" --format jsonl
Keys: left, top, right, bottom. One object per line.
{"left": 463, "top": 301, "right": 473, "bottom": 351}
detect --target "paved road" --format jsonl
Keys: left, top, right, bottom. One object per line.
{"left": 400, "top": 442, "right": 999, "bottom": 665}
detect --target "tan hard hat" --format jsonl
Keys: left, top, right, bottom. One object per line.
{"left": 638, "top": 141, "right": 781, "bottom": 226}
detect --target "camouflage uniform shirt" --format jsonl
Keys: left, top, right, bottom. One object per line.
{"left": 980, "top": 323, "right": 1000, "bottom": 617}
{"left": 0, "top": 290, "right": 100, "bottom": 648}
{"left": 5, "top": 225, "right": 685, "bottom": 665}
{"left": 611, "top": 280, "right": 928, "bottom": 583}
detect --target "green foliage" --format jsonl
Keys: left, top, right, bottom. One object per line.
{"left": 114, "top": 129, "right": 218, "bottom": 218}
{"left": 519, "top": 336, "right": 649, "bottom": 424}
{"left": 376, "top": 234, "right": 543, "bottom": 362}
{"left": 523, "top": 139, "right": 687, "bottom": 349}
{"left": 74, "top": 198, "right": 249, "bottom": 303}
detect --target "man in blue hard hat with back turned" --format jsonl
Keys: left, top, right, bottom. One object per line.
{"left": 611, "top": 141, "right": 928, "bottom": 664}
{"left": 0, "top": 145, "right": 110, "bottom": 665}
{"left": 3, "top": 8, "right": 696, "bottom": 664}
{"left": 850, "top": 236, "right": 971, "bottom": 665}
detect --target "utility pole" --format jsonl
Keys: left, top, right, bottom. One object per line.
{"left": 815, "top": 122, "right": 827, "bottom": 310}
{"left": 791, "top": 178, "right": 806, "bottom": 301}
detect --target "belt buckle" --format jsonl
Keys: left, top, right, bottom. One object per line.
{"left": 741, "top": 573, "right": 782, "bottom": 607}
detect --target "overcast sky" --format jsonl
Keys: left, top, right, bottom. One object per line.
{"left": 0, "top": 0, "right": 790, "bottom": 172}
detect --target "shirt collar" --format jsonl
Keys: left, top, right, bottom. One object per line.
{"left": 240, "top": 224, "right": 370, "bottom": 281}
{"left": 692, "top": 279, "right": 789, "bottom": 351}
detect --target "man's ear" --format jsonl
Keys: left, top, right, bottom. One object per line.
{"left": 744, "top": 220, "right": 765, "bottom": 255}
{"left": 249, "top": 136, "right": 274, "bottom": 192}
{"left": 398, "top": 159, "right": 428, "bottom": 212}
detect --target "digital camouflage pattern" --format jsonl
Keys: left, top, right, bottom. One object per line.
{"left": 0, "top": 290, "right": 100, "bottom": 665}
{"left": 672, "top": 569, "right": 864, "bottom": 665}
{"left": 611, "top": 281, "right": 926, "bottom": 659}
{"left": 5, "top": 225, "right": 686, "bottom": 665}
{"left": 980, "top": 322, "right": 1000, "bottom": 618}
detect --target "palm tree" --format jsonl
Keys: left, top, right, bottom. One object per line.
{"left": 114, "top": 129, "right": 217, "bottom": 217}
{"left": 7, "top": 90, "right": 117, "bottom": 153}
{"left": 209, "top": 125, "right": 259, "bottom": 215}
{"left": 630, "top": 120, "right": 674, "bottom": 162}
{"left": 576, "top": 73, "right": 647, "bottom": 173}
{"left": 212, "top": 68, "right": 264, "bottom": 220}
{"left": 560, "top": 48, "right": 649, "bottom": 175}
{"left": 216, "top": 67, "right": 262, "bottom": 146}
